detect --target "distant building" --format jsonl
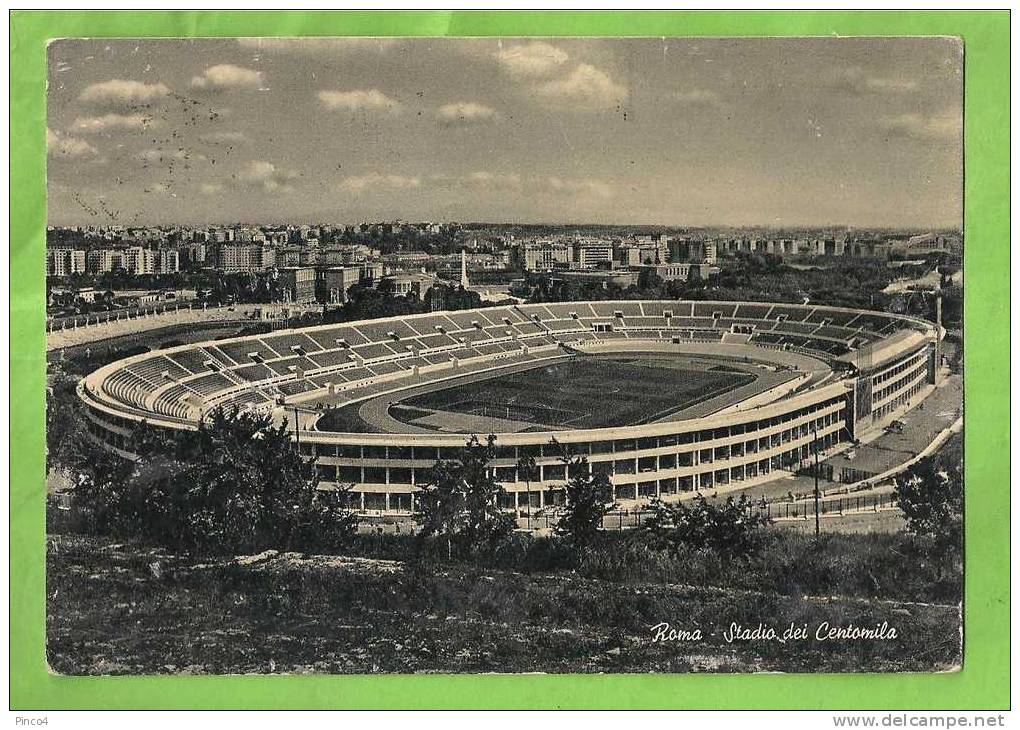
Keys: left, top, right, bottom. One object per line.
{"left": 124, "top": 246, "right": 156, "bottom": 275}
{"left": 277, "top": 267, "right": 317, "bottom": 304}
{"left": 209, "top": 242, "right": 275, "bottom": 273}
{"left": 86, "top": 248, "right": 124, "bottom": 274}
{"left": 316, "top": 266, "right": 360, "bottom": 305}
{"left": 46, "top": 248, "right": 86, "bottom": 277}
{"left": 557, "top": 269, "right": 639, "bottom": 288}
{"left": 155, "top": 249, "right": 180, "bottom": 275}
{"left": 180, "top": 242, "right": 206, "bottom": 266}
{"left": 572, "top": 239, "right": 613, "bottom": 268}
{"left": 667, "top": 239, "right": 717, "bottom": 265}
{"left": 636, "top": 263, "right": 717, "bottom": 282}
{"left": 357, "top": 261, "right": 384, "bottom": 286}
{"left": 379, "top": 272, "right": 436, "bottom": 298}
{"left": 515, "top": 240, "right": 572, "bottom": 271}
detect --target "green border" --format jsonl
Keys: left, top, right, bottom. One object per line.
{"left": 11, "top": 11, "right": 1009, "bottom": 710}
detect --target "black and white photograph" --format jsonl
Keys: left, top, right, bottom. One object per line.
{"left": 45, "top": 36, "right": 964, "bottom": 675}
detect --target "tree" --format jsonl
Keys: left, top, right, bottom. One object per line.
{"left": 416, "top": 434, "right": 514, "bottom": 554}
{"left": 46, "top": 365, "right": 92, "bottom": 474}
{"left": 68, "top": 408, "right": 358, "bottom": 555}
{"left": 554, "top": 456, "right": 614, "bottom": 545}
{"left": 516, "top": 453, "right": 538, "bottom": 528}
{"left": 644, "top": 493, "right": 770, "bottom": 553}
{"left": 636, "top": 267, "right": 664, "bottom": 291}
{"left": 894, "top": 434, "right": 963, "bottom": 554}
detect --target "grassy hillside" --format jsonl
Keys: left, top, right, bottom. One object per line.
{"left": 47, "top": 532, "right": 961, "bottom": 675}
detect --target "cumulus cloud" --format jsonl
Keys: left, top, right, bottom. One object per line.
{"left": 876, "top": 112, "right": 961, "bottom": 142}
{"left": 536, "top": 64, "right": 628, "bottom": 110}
{"left": 234, "top": 160, "right": 299, "bottom": 193}
{"left": 495, "top": 41, "right": 569, "bottom": 78}
{"left": 318, "top": 89, "right": 401, "bottom": 114}
{"left": 191, "top": 64, "right": 263, "bottom": 91}
{"left": 71, "top": 113, "right": 153, "bottom": 133}
{"left": 342, "top": 173, "right": 421, "bottom": 193}
{"left": 78, "top": 79, "right": 170, "bottom": 107}
{"left": 430, "top": 171, "right": 523, "bottom": 192}
{"left": 237, "top": 37, "right": 397, "bottom": 54}
{"left": 436, "top": 102, "right": 499, "bottom": 127}
{"left": 46, "top": 127, "right": 98, "bottom": 157}
{"left": 545, "top": 176, "right": 612, "bottom": 198}
{"left": 671, "top": 88, "right": 722, "bottom": 106}
{"left": 823, "top": 67, "right": 919, "bottom": 95}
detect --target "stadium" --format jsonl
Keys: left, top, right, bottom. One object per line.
{"left": 78, "top": 300, "right": 941, "bottom": 514}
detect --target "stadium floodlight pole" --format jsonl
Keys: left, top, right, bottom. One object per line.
{"left": 812, "top": 423, "right": 820, "bottom": 537}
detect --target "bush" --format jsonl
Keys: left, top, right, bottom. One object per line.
{"left": 895, "top": 432, "right": 963, "bottom": 556}
{"left": 553, "top": 456, "right": 615, "bottom": 546}
{"left": 643, "top": 493, "right": 771, "bottom": 553}
{"left": 67, "top": 408, "right": 359, "bottom": 556}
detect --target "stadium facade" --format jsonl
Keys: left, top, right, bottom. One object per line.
{"left": 79, "top": 300, "right": 941, "bottom": 514}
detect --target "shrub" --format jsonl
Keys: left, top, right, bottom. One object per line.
{"left": 643, "top": 493, "right": 771, "bottom": 554}
{"left": 895, "top": 432, "right": 963, "bottom": 556}
{"left": 67, "top": 408, "right": 359, "bottom": 556}
{"left": 415, "top": 434, "right": 515, "bottom": 554}
{"left": 554, "top": 456, "right": 615, "bottom": 545}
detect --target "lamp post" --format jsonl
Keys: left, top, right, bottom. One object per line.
{"left": 812, "top": 424, "right": 820, "bottom": 537}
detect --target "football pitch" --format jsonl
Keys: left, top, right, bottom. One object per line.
{"left": 393, "top": 357, "right": 755, "bottom": 430}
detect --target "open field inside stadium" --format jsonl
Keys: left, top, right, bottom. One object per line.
{"left": 312, "top": 353, "right": 805, "bottom": 434}
{"left": 394, "top": 357, "right": 754, "bottom": 431}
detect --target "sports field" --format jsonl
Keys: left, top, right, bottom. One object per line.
{"left": 392, "top": 357, "right": 754, "bottom": 430}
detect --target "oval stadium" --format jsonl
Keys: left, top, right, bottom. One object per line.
{"left": 78, "top": 300, "right": 942, "bottom": 514}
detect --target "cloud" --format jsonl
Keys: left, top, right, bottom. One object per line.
{"left": 436, "top": 102, "right": 499, "bottom": 128}
{"left": 342, "top": 173, "right": 421, "bottom": 193}
{"left": 430, "top": 171, "right": 523, "bottom": 192}
{"left": 823, "top": 67, "right": 919, "bottom": 95}
{"left": 191, "top": 64, "right": 263, "bottom": 91}
{"left": 71, "top": 113, "right": 153, "bottom": 133}
{"left": 234, "top": 160, "right": 299, "bottom": 193}
{"left": 428, "top": 171, "right": 608, "bottom": 200}
{"left": 876, "top": 112, "right": 961, "bottom": 142}
{"left": 545, "top": 176, "right": 612, "bottom": 198}
{"left": 495, "top": 42, "right": 569, "bottom": 78}
{"left": 237, "top": 37, "right": 397, "bottom": 54}
{"left": 536, "top": 64, "right": 628, "bottom": 110}
{"left": 671, "top": 88, "right": 722, "bottom": 106}
{"left": 47, "top": 127, "right": 98, "bottom": 157}
{"left": 318, "top": 89, "right": 401, "bottom": 114}
{"left": 78, "top": 79, "right": 170, "bottom": 107}
{"left": 466, "top": 171, "right": 521, "bottom": 189}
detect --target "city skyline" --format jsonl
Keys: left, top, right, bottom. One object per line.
{"left": 48, "top": 37, "right": 963, "bottom": 229}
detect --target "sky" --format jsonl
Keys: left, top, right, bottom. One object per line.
{"left": 47, "top": 36, "right": 963, "bottom": 228}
